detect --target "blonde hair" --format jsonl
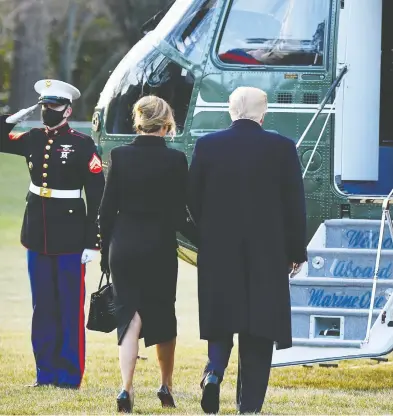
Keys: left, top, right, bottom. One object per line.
{"left": 229, "top": 87, "right": 268, "bottom": 123}
{"left": 133, "top": 95, "right": 176, "bottom": 136}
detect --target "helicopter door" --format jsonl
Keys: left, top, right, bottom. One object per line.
{"left": 335, "top": 0, "right": 383, "bottom": 182}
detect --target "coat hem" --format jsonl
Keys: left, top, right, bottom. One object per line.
{"left": 21, "top": 242, "right": 83, "bottom": 256}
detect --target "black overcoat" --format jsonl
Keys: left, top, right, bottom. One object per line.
{"left": 188, "top": 119, "right": 307, "bottom": 349}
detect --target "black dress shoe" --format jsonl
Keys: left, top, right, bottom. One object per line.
{"left": 117, "top": 389, "right": 133, "bottom": 413}
{"left": 157, "top": 385, "right": 176, "bottom": 408}
{"left": 26, "top": 381, "right": 51, "bottom": 387}
{"left": 201, "top": 372, "right": 220, "bottom": 414}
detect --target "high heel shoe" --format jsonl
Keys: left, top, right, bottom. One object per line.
{"left": 157, "top": 385, "right": 176, "bottom": 408}
{"left": 117, "top": 389, "right": 134, "bottom": 413}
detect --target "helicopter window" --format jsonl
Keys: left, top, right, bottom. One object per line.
{"left": 217, "top": 0, "right": 331, "bottom": 67}
{"left": 172, "top": 0, "right": 218, "bottom": 63}
{"left": 105, "top": 51, "right": 195, "bottom": 135}
{"left": 155, "top": 0, "right": 219, "bottom": 64}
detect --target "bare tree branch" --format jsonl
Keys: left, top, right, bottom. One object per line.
{"left": 83, "top": 47, "right": 127, "bottom": 101}
{"left": 59, "top": 0, "right": 78, "bottom": 82}
{"left": 71, "top": 12, "right": 95, "bottom": 66}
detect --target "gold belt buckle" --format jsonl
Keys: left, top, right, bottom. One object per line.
{"left": 40, "top": 187, "right": 52, "bottom": 198}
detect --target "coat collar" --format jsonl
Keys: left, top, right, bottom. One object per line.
{"left": 230, "top": 119, "right": 263, "bottom": 130}
{"left": 130, "top": 135, "right": 167, "bottom": 147}
{"left": 45, "top": 122, "right": 70, "bottom": 138}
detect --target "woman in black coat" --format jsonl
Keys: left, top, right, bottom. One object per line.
{"left": 98, "top": 96, "right": 188, "bottom": 412}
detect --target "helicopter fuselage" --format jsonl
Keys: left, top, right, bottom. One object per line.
{"left": 91, "top": 0, "right": 393, "bottom": 365}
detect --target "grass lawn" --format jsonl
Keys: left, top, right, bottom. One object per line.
{"left": 0, "top": 153, "right": 393, "bottom": 414}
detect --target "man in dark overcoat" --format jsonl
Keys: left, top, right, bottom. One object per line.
{"left": 188, "top": 86, "right": 307, "bottom": 414}
{"left": 0, "top": 79, "right": 105, "bottom": 388}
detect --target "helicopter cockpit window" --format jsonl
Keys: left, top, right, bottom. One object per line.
{"left": 217, "top": 0, "right": 331, "bottom": 67}
{"left": 170, "top": 0, "right": 218, "bottom": 63}
{"left": 154, "top": 0, "right": 219, "bottom": 64}
{"left": 105, "top": 49, "right": 195, "bottom": 135}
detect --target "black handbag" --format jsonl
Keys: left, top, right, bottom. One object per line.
{"left": 86, "top": 272, "right": 117, "bottom": 333}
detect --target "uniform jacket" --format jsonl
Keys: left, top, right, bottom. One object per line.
{"left": 0, "top": 115, "right": 105, "bottom": 254}
{"left": 188, "top": 119, "right": 307, "bottom": 349}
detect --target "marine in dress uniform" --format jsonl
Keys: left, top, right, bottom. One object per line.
{"left": 0, "top": 79, "right": 105, "bottom": 388}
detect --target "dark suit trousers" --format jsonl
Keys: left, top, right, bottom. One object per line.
{"left": 204, "top": 334, "right": 273, "bottom": 414}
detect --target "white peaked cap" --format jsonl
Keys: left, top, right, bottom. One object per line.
{"left": 34, "top": 79, "right": 81, "bottom": 103}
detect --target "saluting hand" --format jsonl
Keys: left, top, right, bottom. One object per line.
{"left": 5, "top": 104, "right": 38, "bottom": 124}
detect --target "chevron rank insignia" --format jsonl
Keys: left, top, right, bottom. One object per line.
{"left": 9, "top": 132, "right": 26, "bottom": 141}
{"left": 88, "top": 153, "right": 102, "bottom": 173}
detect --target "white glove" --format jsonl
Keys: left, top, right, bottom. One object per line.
{"left": 5, "top": 104, "right": 38, "bottom": 124}
{"left": 81, "top": 249, "right": 98, "bottom": 264}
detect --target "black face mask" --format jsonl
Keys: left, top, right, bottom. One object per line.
{"left": 41, "top": 106, "right": 67, "bottom": 127}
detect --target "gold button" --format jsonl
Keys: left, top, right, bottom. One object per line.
{"left": 48, "top": 139, "right": 53, "bottom": 144}
{"left": 42, "top": 183, "right": 47, "bottom": 187}
{"left": 71, "top": 129, "right": 74, "bottom": 133}
{"left": 43, "top": 173, "right": 47, "bottom": 178}
{"left": 97, "top": 234, "right": 101, "bottom": 237}
{"left": 43, "top": 163, "right": 48, "bottom": 168}
{"left": 54, "top": 130, "right": 58, "bottom": 135}
{"left": 46, "top": 145, "right": 51, "bottom": 150}
{"left": 44, "top": 154, "right": 49, "bottom": 159}
{"left": 69, "top": 209, "right": 73, "bottom": 213}
{"left": 95, "top": 243, "right": 99, "bottom": 247}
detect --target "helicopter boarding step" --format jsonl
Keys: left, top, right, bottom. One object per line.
{"left": 272, "top": 219, "right": 393, "bottom": 367}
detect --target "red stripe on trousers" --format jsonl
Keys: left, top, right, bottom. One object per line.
{"left": 79, "top": 263, "right": 86, "bottom": 384}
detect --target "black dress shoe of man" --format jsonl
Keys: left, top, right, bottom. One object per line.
{"left": 201, "top": 371, "right": 221, "bottom": 414}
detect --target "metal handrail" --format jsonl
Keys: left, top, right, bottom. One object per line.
{"left": 364, "top": 188, "right": 393, "bottom": 343}
{"left": 301, "top": 95, "right": 337, "bottom": 179}
{"left": 296, "top": 65, "right": 347, "bottom": 150}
